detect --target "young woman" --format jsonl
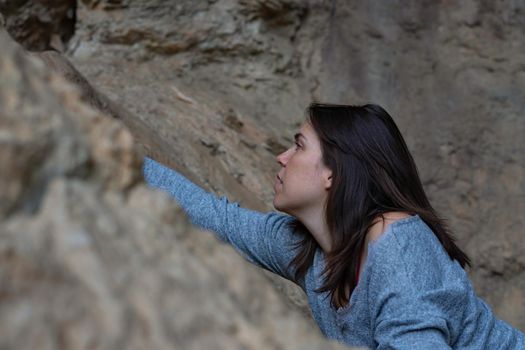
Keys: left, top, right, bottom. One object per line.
{"left": 143, "top": 103, "right": 525, "bottom": 349}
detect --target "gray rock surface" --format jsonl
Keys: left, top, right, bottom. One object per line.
{"left": 0, "top": 30, "right": 356, "bottom": 349}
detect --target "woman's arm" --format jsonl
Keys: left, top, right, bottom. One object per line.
{"left": 371, "top": 290, "right": 453, "bottom": 350}
{"left": 142, "top": 156, "right": 302, "bottom": 284}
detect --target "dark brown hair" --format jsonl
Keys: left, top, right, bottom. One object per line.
{"left": 286, "top": 103, "right": 471, "bottom": 309}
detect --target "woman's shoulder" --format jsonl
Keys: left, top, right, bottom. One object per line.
{"left": 365, "top": 215, "right": 470, "bottom": 290}
{"left": 369, "top": 215, "right": 453, "bottom": 262}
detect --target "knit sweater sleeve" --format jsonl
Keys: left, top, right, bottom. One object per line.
{"left": 366, "top": 220, "right": 458, "bottom": 349}
{"left": 142, "top": 156, "right": 301, "bottom": 284}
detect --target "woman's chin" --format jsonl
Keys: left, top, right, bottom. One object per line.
{"left": 273, "top": 200, "right": 291, "bottom": 215}
{"left": 272, "top": 197, "right": 285, "bottom": 212}
{"left": 272, "top": 198, "right": 280, "bottom": 211}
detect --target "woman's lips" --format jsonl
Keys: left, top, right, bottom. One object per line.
{"left": 274, "top": 174, "right": 283, "bottom": 191}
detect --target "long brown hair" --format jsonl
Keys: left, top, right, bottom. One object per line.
{"left": 286, "top": 103, "right": 471, "bottom": 309}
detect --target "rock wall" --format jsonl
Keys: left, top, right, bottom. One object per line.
{"left": 0, "top": 30, "right": 354, "bottom": 349}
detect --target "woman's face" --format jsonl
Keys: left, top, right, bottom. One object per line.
{"left": 273, "top": 121, "right": 332, "bottom": 217}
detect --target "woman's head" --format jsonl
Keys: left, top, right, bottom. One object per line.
{"left": 273, "top": 121, "right": 332, "bottom": 223}
{"left": 307, "top": 103, "right": 429, "bottom": 239}
{"left": 283, "top": 102, "right": 471, "bottom": 308}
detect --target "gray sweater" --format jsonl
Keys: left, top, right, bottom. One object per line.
{"left": 143, "top": 156, "right": 525, "bottom": 349}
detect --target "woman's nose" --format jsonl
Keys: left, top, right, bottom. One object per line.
{"left": 276, "top": 150, "right": 288, "bottom": 167}
{"left": 276, "top": 147, "right": 293, "bottom": 166}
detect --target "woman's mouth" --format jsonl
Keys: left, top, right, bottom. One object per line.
{"left": 274, "top": 174, "right": 283, "bottom": 191}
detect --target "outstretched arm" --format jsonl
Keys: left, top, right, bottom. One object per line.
{"left": 142, "top": 156, "right": 303, "bottom": 285}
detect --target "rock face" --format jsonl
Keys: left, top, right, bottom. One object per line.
{"left": 0, "top": 30, "right": 354, "bottom": 349}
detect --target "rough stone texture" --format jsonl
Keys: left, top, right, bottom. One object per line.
{"left": 0, "top": 30, "right": 357, "bottom": 349}
{"left": 65, "top": 0, "right": 525, "bottom": 332}
{"left": 0, "top": 0, "right": 76, "bottom": 51}
{"left": 0, "top": 40, "right": 142, "bottom": 220}
{"left": 32, "top": 47, "right": 313, "bottom": 326}
{"left": 66, "top": 0, "right": 315, "bottom": 319}
{"left": 68, "top": 0, "right": 313, "bottom": 142}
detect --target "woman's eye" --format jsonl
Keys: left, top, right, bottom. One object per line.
{"left": 294, "top": 142, "right": 302, "bottom": 150}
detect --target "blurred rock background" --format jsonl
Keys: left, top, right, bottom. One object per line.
{"left": 0, "top": 0, "right": 523, "bottom": 348}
